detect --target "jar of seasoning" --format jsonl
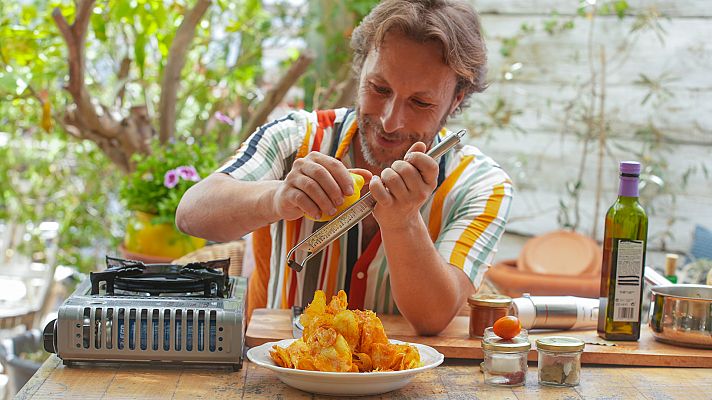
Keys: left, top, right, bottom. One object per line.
{"left": 481, "top": 337, "right": 530, "bottom": 386}
{"left": 468, "top": 294, "right": 512, "bottom": 338}
{"left": 535, "top": 336, "right": 585, "bottom": 387}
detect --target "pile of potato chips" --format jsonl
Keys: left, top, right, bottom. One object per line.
{"left": 270, "top": 290, "right": 422, "bottom": 372}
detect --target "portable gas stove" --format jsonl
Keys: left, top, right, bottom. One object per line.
{"left": 43, "top": 256, "right": 247, "bottom": 370}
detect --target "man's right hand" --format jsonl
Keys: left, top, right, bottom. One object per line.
{"left": 272, "top": 152, "right": 372, "bottom": 221}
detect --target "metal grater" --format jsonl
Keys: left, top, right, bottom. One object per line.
{"left": 287, "top": 129, "right": 466, "bottom": 271}
{"left": 43, "top": 258, "right": 247, "bottom": 370}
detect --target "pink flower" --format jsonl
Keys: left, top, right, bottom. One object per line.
{"left": 164, "top": 169, "right": 179, "bottom": 188}
{"left": 176, "top": 166, "right": 201, "bottom": 182}
{"left": 214, "top": 111, "right": 234, "bottom": 126}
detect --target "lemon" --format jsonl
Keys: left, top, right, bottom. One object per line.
{"left": 306, "top": 173, "right": 365, "bottom": 222}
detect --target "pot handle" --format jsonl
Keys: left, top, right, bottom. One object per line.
{"left": 644, "top": 266, "right": 673, "bottom": 287}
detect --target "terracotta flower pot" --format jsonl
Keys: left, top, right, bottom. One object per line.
{"left": 122, "top": 211, "right": 205, "bottom": 261}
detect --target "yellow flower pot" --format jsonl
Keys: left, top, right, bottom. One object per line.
{"left": 123, "top": 211, "right": 205, "bottom": 260}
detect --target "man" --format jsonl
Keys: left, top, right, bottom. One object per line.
{"left": 176, "top": 0, "right": 512, "bottom": 335}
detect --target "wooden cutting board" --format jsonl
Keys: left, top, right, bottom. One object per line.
{"left": 246, "top": 308, "right": 712, "bottom": 367}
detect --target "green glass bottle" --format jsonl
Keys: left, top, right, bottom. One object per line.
{"left": 597, "top": 161, "right": 648, "bottom": 341}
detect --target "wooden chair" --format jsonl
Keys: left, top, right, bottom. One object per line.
{"left": 0, "top": 222, "right": 58, "bottom": 330}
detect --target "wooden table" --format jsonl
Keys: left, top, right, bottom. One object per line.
{"left": 247, "top": 309, "right": 712, "bottom": 367}
{"left": 16, "top": 355, "right": 712, "bottom": 399}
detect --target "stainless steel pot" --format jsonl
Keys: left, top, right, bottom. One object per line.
{"left": 649, "top": 284, "right": 712, "bottom": 349}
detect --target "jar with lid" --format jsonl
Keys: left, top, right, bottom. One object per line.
{"left": 481, "top": 337, "right": 531, "bottom": 386}
{"left": 535, "top": 336, "right": 585, "bottom": 387}
{"left": 468, "top": 294, "right": 512, "bottom": 338}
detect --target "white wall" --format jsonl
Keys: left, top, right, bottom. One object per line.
{"left": 455, "top": 0, "right": 712, "bottom": 253}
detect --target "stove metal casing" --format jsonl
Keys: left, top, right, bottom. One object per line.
{"left": 45, "top": 276, "right": 247, "bottom": 370}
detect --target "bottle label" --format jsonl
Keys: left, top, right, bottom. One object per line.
{"left": 612, "top": 239, "right": 645, "bottom": 322}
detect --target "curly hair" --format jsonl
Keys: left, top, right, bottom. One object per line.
{"left": 351, "top": 0, "right": 487, "bottom": 112}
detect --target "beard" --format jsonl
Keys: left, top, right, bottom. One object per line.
{"left": 356, "top": 108, "right": 452, "bottom": 170}
{"left": 357, "top": 114, "right": 416, "bottom": 169}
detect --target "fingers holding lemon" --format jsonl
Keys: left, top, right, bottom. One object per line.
{"left": 306, "top": 172, "right": 366, "bottom": 222}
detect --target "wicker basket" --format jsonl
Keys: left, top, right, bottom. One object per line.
{"left": 173, "top": 240, "right": 245, "bottom": 277}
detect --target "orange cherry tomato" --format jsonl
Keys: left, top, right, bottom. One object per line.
{"left": 492, "top": 316, "right": 521, "bottom": 340}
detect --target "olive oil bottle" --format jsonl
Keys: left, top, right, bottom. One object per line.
{"left": 597, "top": 161, "right": 648, "bottom": 340}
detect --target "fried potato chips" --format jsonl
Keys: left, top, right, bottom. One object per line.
{"left": 269, "top": 290, "right": 422, "bottom": 372}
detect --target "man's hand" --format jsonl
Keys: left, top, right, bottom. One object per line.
{"left": 272, "top": 151, "right": 372, "bottom": 221}
{"left": 369, "top": 142, "right": 438, "bottom": 228}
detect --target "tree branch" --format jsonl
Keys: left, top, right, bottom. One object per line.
{"left": 158, "top": 0, "right": 211, "bottom": 143}
{"left": 239, "top": 52, "right": 314, "bottom": 141}
{"left": 316, "top": 61, "right": 355, "bottom": 109}
{"left": 53, "top": 0, "right": 155, "bottom": 173}
{"left": 52, "top": 1, "right": 108, "bottom": 133}
{"left": 330, "top": 76, "right": 358, "bottom": 109}
{"left": 117, "top": 56, "right": 131, "bottom": 107}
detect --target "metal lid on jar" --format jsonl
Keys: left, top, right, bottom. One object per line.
{"left": 535, "top": 336, "right": 585, "bottom": 352}
{"left": 482, "top": 337, "right": 531, "bottom": 353}
{"left": 468, "top": 293, "right": 512, "bottom": 308}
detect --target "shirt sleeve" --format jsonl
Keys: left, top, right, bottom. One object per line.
{"left": 432, "top": 157, "right": 514, "bottom": 289}
{"left": 217, "top": 112, "right": 307, "bottom": 181}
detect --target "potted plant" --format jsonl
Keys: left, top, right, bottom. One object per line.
{"left": 119, "top": 136, "right": 218, "bottom": 262}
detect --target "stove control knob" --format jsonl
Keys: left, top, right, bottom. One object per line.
{"left": 43, "top": 318, "right": 57, "bottom": 353}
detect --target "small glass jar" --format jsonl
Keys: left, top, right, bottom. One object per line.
{"left": 468, "top": 294, "right": 512, "bottom": 338}
{"left": 535, "top": 336, "right": 585, "bottom": 387}
{"left": 481, "top": 337, "right": 531, "bottom": 387}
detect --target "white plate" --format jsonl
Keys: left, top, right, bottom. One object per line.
{"left": 246, "top": 338, "right": 444, "bottom": 396}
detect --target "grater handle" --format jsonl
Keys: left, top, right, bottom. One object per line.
{"left": 286, "top": 129, "right": 466, "bottom": 272}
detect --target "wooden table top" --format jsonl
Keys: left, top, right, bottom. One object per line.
{"left": 247, "top": 309, "right": 712, "bottom": 367}
{"left": 17, "top": 355, "right": 712, "bottom": 399}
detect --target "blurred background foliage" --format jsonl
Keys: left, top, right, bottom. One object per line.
{"left": 0, "top": 0, "right": 378, "bottom": 272}
{"left": 3, "top": 0, "right": 708, "bottom": 274}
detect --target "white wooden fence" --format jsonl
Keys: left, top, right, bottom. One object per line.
{"left": 455, "top": 0, "right": 712, "bottom": 253}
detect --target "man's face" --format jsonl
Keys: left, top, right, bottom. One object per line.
{"left": 356, "top": 30, "right": 463, "bottom": 170}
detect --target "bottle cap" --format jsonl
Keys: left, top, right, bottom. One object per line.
{"left": 619, "top": 161, "right": 641, "bottom": 176}
{"left": 468, "top": 293, "right": 512, "bottom": 308}
{"left": 665, "top": 254, "right": 678, "bottom": 276}
{"left": 535, "top": 336, "right": 585, "bottom": 352}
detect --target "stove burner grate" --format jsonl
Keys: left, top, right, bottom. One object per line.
{"left": 90, "top": 256, "right": 231, "bottom": 298}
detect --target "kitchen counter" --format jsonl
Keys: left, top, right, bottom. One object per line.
{"left": 17, "top": 354, "right": 712, "bottom": 399}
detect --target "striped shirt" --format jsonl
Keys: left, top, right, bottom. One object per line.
{"left": 219, "top": 108, "right": 513, "bottom": 313}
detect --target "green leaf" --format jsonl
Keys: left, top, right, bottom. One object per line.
{"left": 113, "top": 0, "right": 133, "bottom": 22}
{"left": 0, "top": 71, "right": 16, "bottom": 93}
{"left": 91, "top": 12, "right": 107, "bottom": 42}
{"left": 576, "top": 3, "right": 587, "bottom": 17}
{"left": 615, "top": 0, "right": 630, "bottom": 19}
{"left": 500, "top": 37, "right": 518, "bottom": 58}
{"left": 134, "top": 32, "right": 146, "bottom": 79}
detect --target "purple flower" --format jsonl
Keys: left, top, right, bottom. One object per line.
{"left": 176, "top": 165, "right": 201, "bottom": 182}
{"left": 164, "top": 169, "right": 179, "bottom": 188}
{"left": 214, "top": 111, "right": 234, "bottom": 126}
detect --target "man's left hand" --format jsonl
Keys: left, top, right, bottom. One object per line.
{"left": 369, "top": 142, "right": 438, "bottom": 229}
